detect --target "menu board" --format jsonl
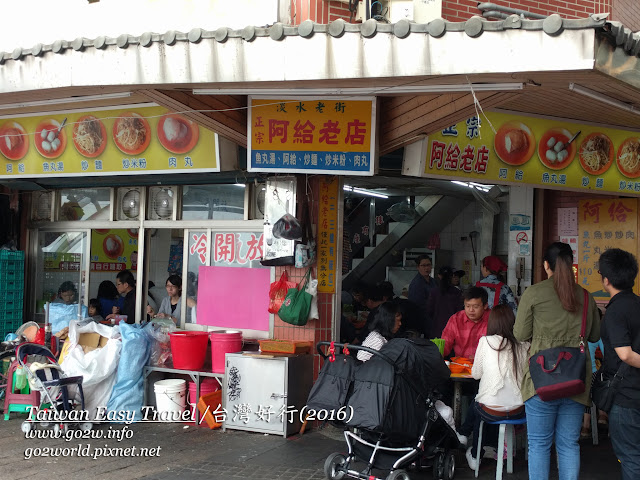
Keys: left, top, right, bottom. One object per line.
{"left": 318, "top": 177, "right": 339, "bottom": 293}
{"left": 424, "top": 112, "right": 640, "bottom": 194}
{"left": 578, "top": 198, "right": 639, "bottom": 301}
{"left": 90, "top": 228, "right": 138, "bottom": 272}
{"left": 0, "top": 105, "right": 218, "bottom": 178}
{"left": 248, "top": 97, "right": 376, "bottom": 176}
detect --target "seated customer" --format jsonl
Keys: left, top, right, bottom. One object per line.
{"left": 441, "top": 287, "right": 490, "bottom": 359}
{"left": 88, "top": 298, "right": 104, "bottom": 323}
{"left": 357, "top": 301, "right": 401, "bottom": 362}
{"left": 465, "top": 304, "right": 529, "bottom": 470}
{"left": 54, "top": 281, "right": 78, "bottom": 305}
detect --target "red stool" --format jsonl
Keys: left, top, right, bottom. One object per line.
{"left": 3, "top": 360, "right": 40, "bottom": 420}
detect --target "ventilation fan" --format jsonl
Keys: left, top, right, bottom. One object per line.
{"left": 117, "top": 187, "right": 141, "bottom": 220}
{"left": 148, "top": 186, "right": 175, "bottom": 220}
{"left": 32, "top": 191, "right": 53, "bottom": 222}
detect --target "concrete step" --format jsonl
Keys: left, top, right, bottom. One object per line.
{"left": 388, "top": 222, "right": 401, "bottom": 233}
{"left": 351, "top": 258, "right": 364, "bottom": 269}
{"left": 364, "top": 246, "right": 376, "bottom": 257}
{"left": 376, "top": 234, "right": 388, "bottom": 244}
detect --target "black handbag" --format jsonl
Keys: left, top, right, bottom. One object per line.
{"left": 529, "top": 289, "right": 589, "bottom": 402}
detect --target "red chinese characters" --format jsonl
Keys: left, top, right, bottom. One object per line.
{"left": 430, "top": 141, "right": 490, "bottom": 174}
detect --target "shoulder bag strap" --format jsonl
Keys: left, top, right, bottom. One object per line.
{"left": 476, "top": 281, "right": 502, "bottom": 307}
{"left": 580, "top": 289, "right": 588, "bottom": 353}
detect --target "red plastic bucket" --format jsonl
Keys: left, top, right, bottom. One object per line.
{"left": 210, "top": 330, "right": 243, "bottom": 374}
{"left": 188, "top": 378, "right": 220, "bottom": 405}
{"left": 169, "top": 331, "right": 209, "bottom": 370}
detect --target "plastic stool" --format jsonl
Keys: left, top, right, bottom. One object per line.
{"left": 474, "top": 415, "right": 527, "bottom": 480}
{"left": 3, "top": 360, "right": 40, "bottom": 420}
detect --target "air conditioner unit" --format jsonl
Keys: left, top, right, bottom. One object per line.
{"left": 32, "top": 191, "right": 53, "bottom": 222}
{"left": 249, "top": 182, "right": 266, "bottom": 220}
{"left": 148, "top": 186, "right": 176, "bottom": 220}
{"left": 117, "top": 187, "right": 141, "bottom": 220}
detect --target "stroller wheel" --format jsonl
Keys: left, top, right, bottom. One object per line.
{"left": 433, "top": 452, "right": 445, "bottom": 480}
{"left": 387, "top": 469, "right": 411, "bottom": 480}
{"left": 80, "top": 422, "right": 93, "bottom": 432}
{"left": 324, "top": 452, "right": 347, "bottom": 480}
{"left": 21, "top": 421, "right": 33, "bottom": 434}
{"left": 53, "top": 423, "right": 65, "bottom": 436}
{"left": 443, "top": 452, "right": 455, "bottom": 480}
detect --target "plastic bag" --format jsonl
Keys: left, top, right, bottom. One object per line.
{"left": 147, "top": 319, "right": 176, "bottom": 367}
{"left": 60, "top": 320, "right": 122, "bottom": 420}
{"left": 273, "top": 213, "right": 303, "bottom": 240}
{"left": 268, "top": 271, "right": 297, "bottom": 314}
{"left": 295, "top": 240, "right": 316, "bottom": 268}
{"left": 49, "top": 303, "right": 89, "bottom": 335}
{"left": 106, "top": 323, "right": 152, "bottom": 422}
{"left": 306, "top": 277, "right": 319, "bottom": 321}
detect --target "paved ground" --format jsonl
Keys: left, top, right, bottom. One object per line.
{"left": 0, "top": 414, "right": 623, "bottom": 480}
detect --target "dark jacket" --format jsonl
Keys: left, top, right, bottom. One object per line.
{"left": 425, "top": 286, "right": 464, "bottom": 339}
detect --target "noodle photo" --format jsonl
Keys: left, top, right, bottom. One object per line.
{"left": 617, "top": 138, "right": 640, "bottom": 178}
{"left": 579, "top": 133, "right": 613, "bottom": 175}
{"left": 73, "top": 115, "right": 106, "bottom": 158}
{"left": 113, "top": 113, "right": 151, "bottom": 155}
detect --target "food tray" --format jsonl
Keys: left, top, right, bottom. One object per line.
{"left": 259, "top": 339, "right": 312, "bottom": 354}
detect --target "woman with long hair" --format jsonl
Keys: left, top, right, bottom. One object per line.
{"left": 465, "top": 304, "right": 530, "bottom": 470}
{"left": 97, "top": 280, "right": 123, "bottom": 316}
{"left": 426, "top": 266, "right": 464, "bottom": 338}
{"left": 357, "top": 301, "right": 402, "bottom": 362}
{"left": 147, "top": 274, "right": 196, "bottom": 325}
{"left": 514, "top": 242, "right": 600, "bottom": 480}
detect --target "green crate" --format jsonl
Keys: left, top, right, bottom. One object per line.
{"left": 0, "top": 290, "right": 23, "bottom": 302}
{"left": 0, "top": 250, "right": 24, "bottom": 260}
{"left": 0, "top": 280, "right": 20, "bottom": 291}
{"left": 0, "top": 270, "right": 24, "bottom": 282}
{"left": 0, "top": 259, "right": 24, "bottom": 271}
{"left": 0, "top": 309, "right": 21, "bottom": 322}
{"left": 0, "top": 318, "right": 22, "bottom": 338}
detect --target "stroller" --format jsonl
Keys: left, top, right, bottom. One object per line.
{"left": 307, "top": 338, "right": 461, "bottom": 480}
{"left": 10, "top": 343, "right": 89, "bottom": 434}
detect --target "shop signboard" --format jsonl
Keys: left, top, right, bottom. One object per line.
{"left": 248, "top": 97, "right": 376, "bottom": 175}
{"left": 422, "top": 112, "right": 640, "bottom": 194}
{"left": 43, "top": 252, "right": 81, "bottom": 271}
{"left": 318, "top": 177, "right": 339, "bottom": 293}
{"left": 0, "top": 105, "right": 219, "bottom": 178}
{"left": 188, "top": 232, "right": 265, "bottom": 267}
{"left": 90, "top": 229, "right": 138, "bottom": 272}
{"left": 578, "top": 198, "right": 639, "bottom": 301}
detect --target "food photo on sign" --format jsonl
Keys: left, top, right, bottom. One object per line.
{"left": 90, "top": 228, "right": 138, "bottom": 272}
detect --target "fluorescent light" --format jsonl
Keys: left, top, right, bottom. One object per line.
{"left": 193, "top": 83, "right": 523, "bottom": 97}
{"left": 233, "top": 183, "right": 246, "bottom": 187}
{"left": 569, "top": 83, "right": 640, "bottom": 115}
{"left": 0, "top": 92, "right": 133, "bottom": 111}
{"left": 344, "top": 185, "right": 388, "bottom": 199}
{"left": 451, "top": 181, "right": 491, "bottom": 192}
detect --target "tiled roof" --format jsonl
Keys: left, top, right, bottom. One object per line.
{"left": 1, "top": 13, "right": 633, "bottom": 65}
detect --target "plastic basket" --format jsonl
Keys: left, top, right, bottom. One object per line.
{"left": 2, "top": 280, "right": 20, "bottom": 291}
{"left": 0, "top": 318, "right": 23, "bottom": 338}
{"left": 196, "top": 390, "right": 223, "bottom": 429}
{"left": 0, "top": 290, "right": 23, "bottom": 302}
{"left": 0, "top": 250, "right": 24, "bottom": 260}
{"left": 0, "top": 259, "right": 24, "bottom": 271}
{"left": 259, "top": 339, "right": 312, "bottom": 354}
{"left": 0, "top": 309, "right": 22, "bottom": 322}
{"left": 431, "top": 338, "right": 445, "bottom": 356}
{"left": 0, "top": 270, "right": 24, "bottom": 282}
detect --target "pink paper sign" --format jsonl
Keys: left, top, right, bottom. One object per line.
{"left": 196, "top": 266, "right": 271, "bottom": 331}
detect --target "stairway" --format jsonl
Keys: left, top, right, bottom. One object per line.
{"left": 343, "top": 194, "right": 471, "bottom": 289}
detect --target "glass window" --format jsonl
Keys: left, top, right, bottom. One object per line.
{"left": 210, "top": 231, "right": 265, "bottom": 268}
{"left": 35, "top": 231, "right": 87, "bottom": 325}
{"left": 181, "top": 185, "right": 245, "bottom": 220}
{"left": 58, "top": 188, "right": 110, "bottom": 221}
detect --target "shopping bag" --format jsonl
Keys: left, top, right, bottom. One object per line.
{"left": 268, "top": 271, "right": 297, "bottom": 314}
{"left": 306, "top": 277, "right": 319, "bottom": 321}
{"left": 591, "top": 367, "right": 623, "bottom": 412}
{"left": 278, "top": 269, "right": 312, "bottom": 326}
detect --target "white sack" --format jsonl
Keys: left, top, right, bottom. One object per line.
{"left": 306, "top": 278, "right": 319, "bottom": 321}
{"left": 60, "top": 320, "right": 122, "bottom": 421}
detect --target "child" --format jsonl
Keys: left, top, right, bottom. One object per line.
{"left": 88, "top": 298, "right": 104, "bottom": 323}
{"left": 466, "top": 304, "right": 530, "bottom": 470}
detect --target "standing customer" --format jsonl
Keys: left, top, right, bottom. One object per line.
{"left": 598, "top": 248, "right": 640, "bottom": 480}
{"left": 426, "top": 266, "right": 464, "bottom": 338}
{"left": 408, "top": 254, "right": 437, "bottom": 333}
{"left": 514, "top": 242, "right": 600, "bottom": 480}
{"left": 477, "top": 255, "right": 518, "bottom": 314}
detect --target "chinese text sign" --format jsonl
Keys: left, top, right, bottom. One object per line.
{"left": 318, "top": 178, "right": 339, "bottom": 293}
{"left": 248, "top": 97, "right": 376, "bottom": 175}
{"left": 578, "top": 198, "right": 638, "bottom": 301}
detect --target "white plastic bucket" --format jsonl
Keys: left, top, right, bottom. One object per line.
{"left": 154, "top": 379, "right": 187, "bottom": 421}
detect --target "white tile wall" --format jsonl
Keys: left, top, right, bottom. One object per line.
{"left": 440, "top": 201, "right": 485, "bottom": 284}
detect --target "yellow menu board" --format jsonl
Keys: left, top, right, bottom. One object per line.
{"left": 90, "top": 228, "right": 139, "bottom": 272}
{"left": 425, "top": 112, "right": 640, "bottom": 194}
{"left": 0, "top": 105, "right": 218, "bottom": 178}
{"left": 318, "top": 177, "right": 339, "bottom": 293}
{"left": 578, "top": 198, "right": 639, "bottom": 301}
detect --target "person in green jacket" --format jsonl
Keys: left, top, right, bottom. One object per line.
{"left": 514, "top": 242, "right": 600, "bottom": 480}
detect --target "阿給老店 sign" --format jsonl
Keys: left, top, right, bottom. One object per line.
{"left": 422, "top": 111, "right": 640, "bottom": 194}
{"left": 248, "top": 97, "right": 376, "bottom": 176}
{"left": 0, "top": 105, "right": 219, "bottom": 178}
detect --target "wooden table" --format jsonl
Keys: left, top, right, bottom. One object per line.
{"left": 450, "top": 372, "right": 478, "bottom": 427}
